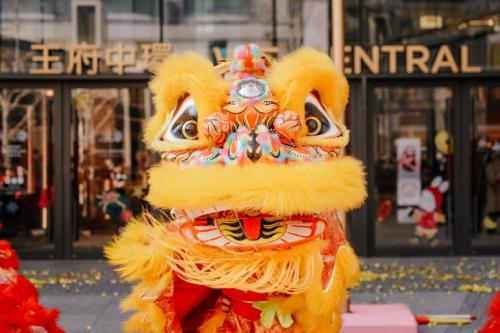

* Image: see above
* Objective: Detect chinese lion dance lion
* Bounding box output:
[106,44,366,333]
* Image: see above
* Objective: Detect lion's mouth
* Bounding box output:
[177,209,326,251]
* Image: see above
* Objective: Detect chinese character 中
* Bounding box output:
[105,43,136,75]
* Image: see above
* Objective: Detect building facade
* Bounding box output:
[0,0,498,258]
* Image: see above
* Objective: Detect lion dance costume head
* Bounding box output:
[106,44,366,333]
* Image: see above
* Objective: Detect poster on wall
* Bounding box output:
[0,130,28,194]
[396,138,421,223]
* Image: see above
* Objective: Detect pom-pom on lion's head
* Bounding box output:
[145,44,366,251]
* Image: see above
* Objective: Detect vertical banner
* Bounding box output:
[396,138,421,223]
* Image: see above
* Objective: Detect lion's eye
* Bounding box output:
[304,94,340,137]
[163,96,199,141]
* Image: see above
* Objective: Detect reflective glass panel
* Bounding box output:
[0,88,54,256]
[71,87,152,256]
[373,86,454,249]
[345,0,500,72]
[0,0,328,73]
[471,85,500,248]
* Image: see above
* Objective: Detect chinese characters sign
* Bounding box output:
[30,42,172,75]
[29,43,481,75]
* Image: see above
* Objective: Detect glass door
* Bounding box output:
[369,85,455,252]
[70,87,152,256]
[470,84,500,251]
[0,88,55,256]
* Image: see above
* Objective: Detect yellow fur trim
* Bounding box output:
[106,220,177,333]
[146,52,228,152]
[120,288,149,314]
[120,274,172,313]
[276,244,359,333]
[147,157,366,215]
[197,308,227,333]
[105,219,171,284]
[268,47,348,120]
[267,47,349,147]
[123,303,166,333]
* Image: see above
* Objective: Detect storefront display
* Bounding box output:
[0,0,499,257]
[471,86,500,248]
[71,88,151,255]
[371,86,454,251]
[0,89,53,255]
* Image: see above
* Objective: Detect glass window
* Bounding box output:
[302,0,329,51]
[471,85,500,248]
[163,0,326,57]
[0,0,163,74]
[77,5,96,44]
[0,88,54,256]
[373,86,454,249]
[105,0,159,18]
[71,87,152,256]
[345,0,360,44]
[346,0,500,72]
[105,0,134,14]
[184,0,252,16]
[0,0,329,74]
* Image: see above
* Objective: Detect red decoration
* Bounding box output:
[376,200,392,222]
[38,187,54,208]
[480,292,500,333]
[0,240,65,333]
[120,209,133,223]
[223,288,268,321]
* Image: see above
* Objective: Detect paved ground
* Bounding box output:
[20,257,498,333]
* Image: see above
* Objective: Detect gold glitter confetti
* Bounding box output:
[457,284,493,293]
[352,258,498,294]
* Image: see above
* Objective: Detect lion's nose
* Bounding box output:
[245,131,262,162]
